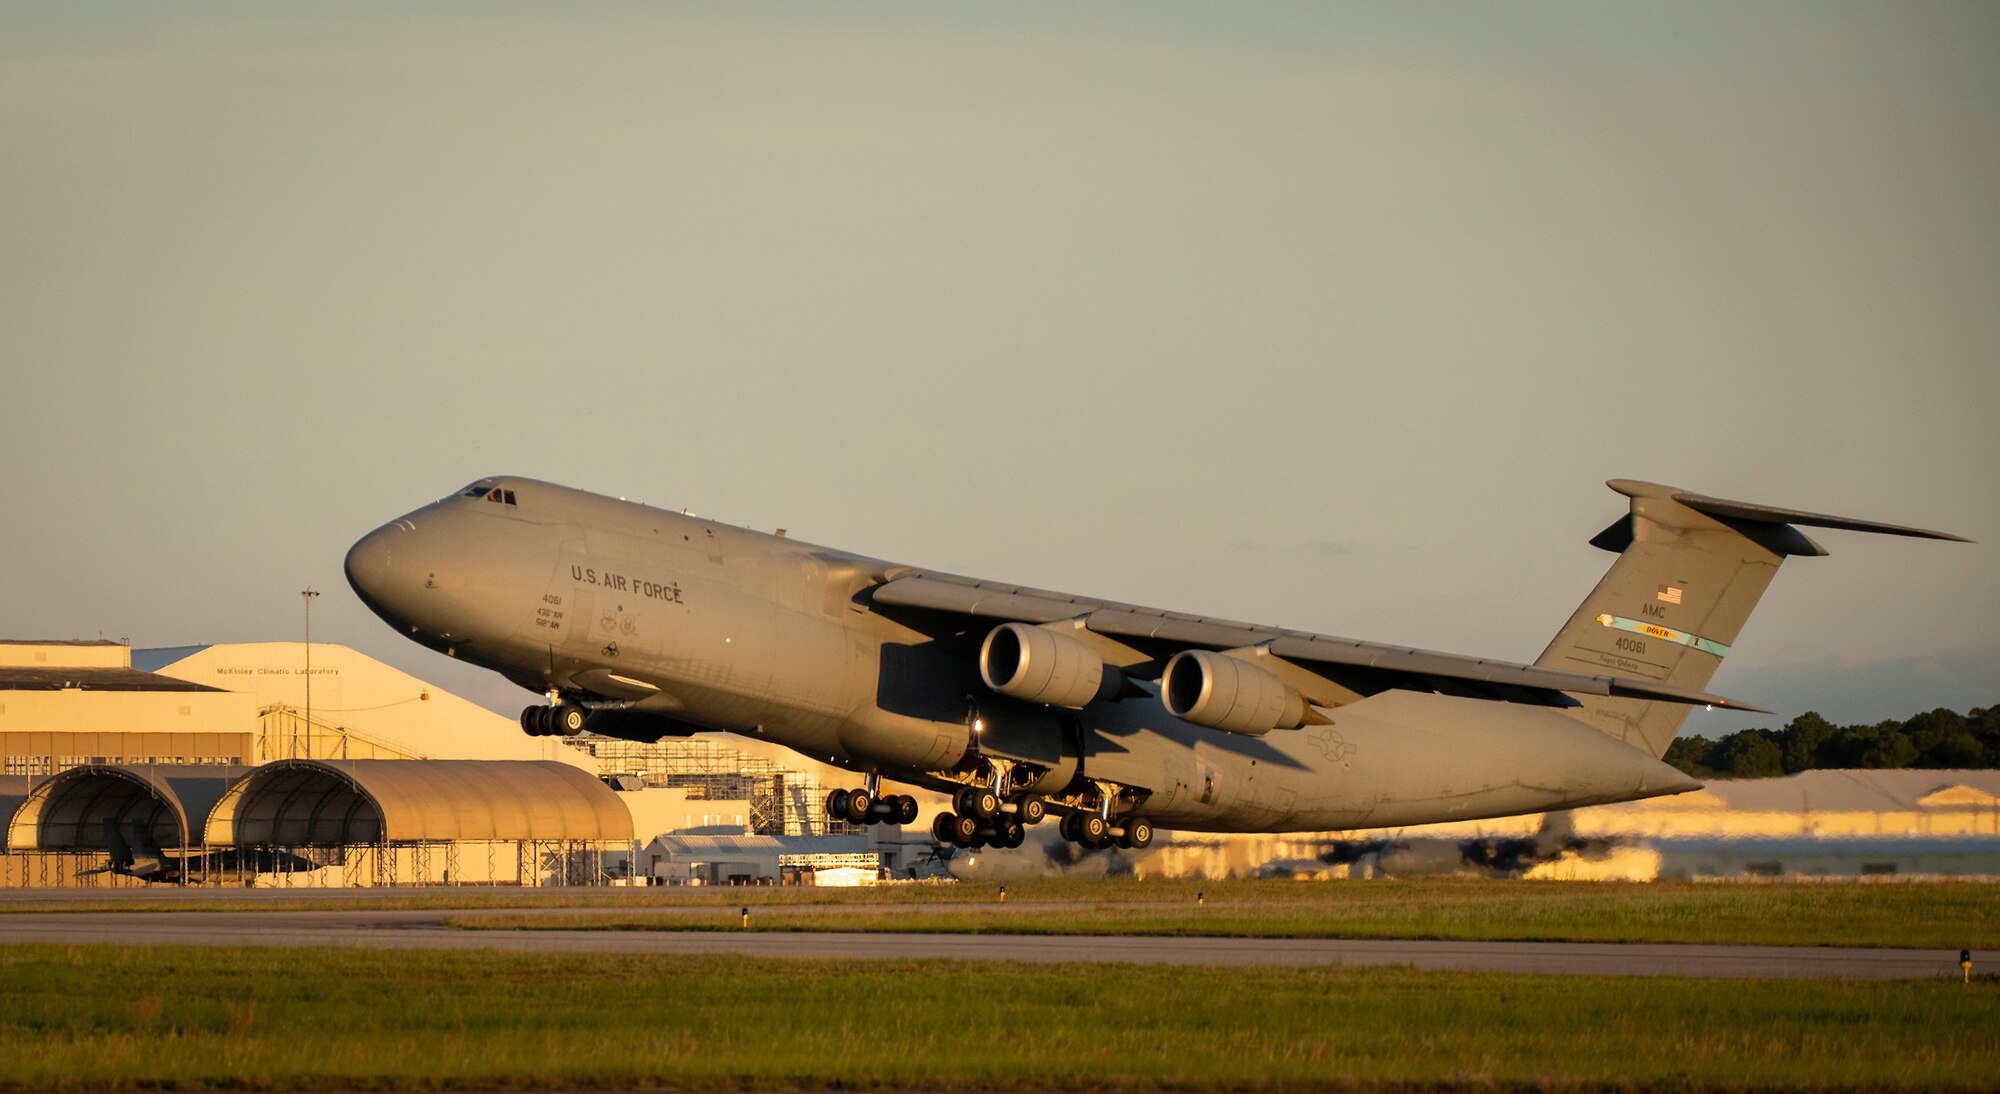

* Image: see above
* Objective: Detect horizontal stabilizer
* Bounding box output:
[1605,676,1768,713]
[1670,490,1971,542]
[1603,480,1972,555]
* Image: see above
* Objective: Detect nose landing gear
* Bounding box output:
[520,701,588,737]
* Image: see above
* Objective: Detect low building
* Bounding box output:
[1136,770,2000,881]
[1,641,261,776]
[643,832,883,885]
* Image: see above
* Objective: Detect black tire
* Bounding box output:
[1121,820,1154,850]
[949,813,979,846]
[1080,814,1110,846]
[895,795,919,825]
[932,811,959,843]
[519,707,542,736]
[556,704,588,735]
[1058,813,1080,842]
[846,789,873,824]
[999,820,1025,848]
[953,787,976,816]
[1017,796,1046,825]
[827,789,850,823]
[970,789,999,820]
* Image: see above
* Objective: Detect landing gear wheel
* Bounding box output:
[519,707,544,735]
[1079,814,1110,847]
[1118,820,1154,850]
[895,795,919,825]
[949,813,979,846]
[1016,796,1046,825]
[827,789,851,823]
[997,819,1025,848]
[932,811,959,843]
[1058,814,1081,842]
[555,703,588,736]
[953,787,999,820]
[845,789,873,824]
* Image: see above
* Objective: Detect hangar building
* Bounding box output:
[0,640,877,887]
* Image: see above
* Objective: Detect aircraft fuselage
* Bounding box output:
[346,478,1697,837]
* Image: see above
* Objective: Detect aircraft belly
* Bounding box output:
[1251,691,1698,831]
[1112,691,1698,834]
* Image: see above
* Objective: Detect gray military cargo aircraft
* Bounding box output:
[345,478,1964,852]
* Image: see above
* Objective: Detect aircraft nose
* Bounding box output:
[344,521,412,622]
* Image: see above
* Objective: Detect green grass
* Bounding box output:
[9,878,1996,949]
[445,878,2000,950]
[0,943,1993,1091]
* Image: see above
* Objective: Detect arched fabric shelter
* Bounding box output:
[5,764,248,851]
[204,759,633,847]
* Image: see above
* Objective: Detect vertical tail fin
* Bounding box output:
[101,816,133,867]
[1537,480,1968,757]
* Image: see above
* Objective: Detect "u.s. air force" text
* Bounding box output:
[571,565,684,602]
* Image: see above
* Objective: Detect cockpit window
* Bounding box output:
[457,483,517,506]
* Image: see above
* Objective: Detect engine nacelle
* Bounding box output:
[1161,649,1308,735]
[980,622,1116,709]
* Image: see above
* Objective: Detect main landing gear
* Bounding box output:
[932,785,1048,850]
[1059,812,1153,850]
[1053,780,1153,851]
[521,701,587,737]
[826,774,920,827]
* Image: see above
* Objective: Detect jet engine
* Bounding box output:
[1161,649,1309,735]
[980,622,1118,708]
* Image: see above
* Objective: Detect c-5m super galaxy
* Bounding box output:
[345,479,1964,852]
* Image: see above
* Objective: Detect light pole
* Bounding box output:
[302,588,319,760]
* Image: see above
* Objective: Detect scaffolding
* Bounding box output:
[256,705,428,762]
[565,736,860,836]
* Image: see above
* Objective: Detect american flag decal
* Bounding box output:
[1656,584,1684,604]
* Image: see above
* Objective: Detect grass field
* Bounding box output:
[0,943,1993,1091]
[8,878,1997,949]
[444,878,2000,950]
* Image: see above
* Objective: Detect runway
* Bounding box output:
[0,907,1964,979]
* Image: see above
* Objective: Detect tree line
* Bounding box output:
[1664,705,1999,779]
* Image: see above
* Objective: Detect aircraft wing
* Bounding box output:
[866,571,1766,713]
